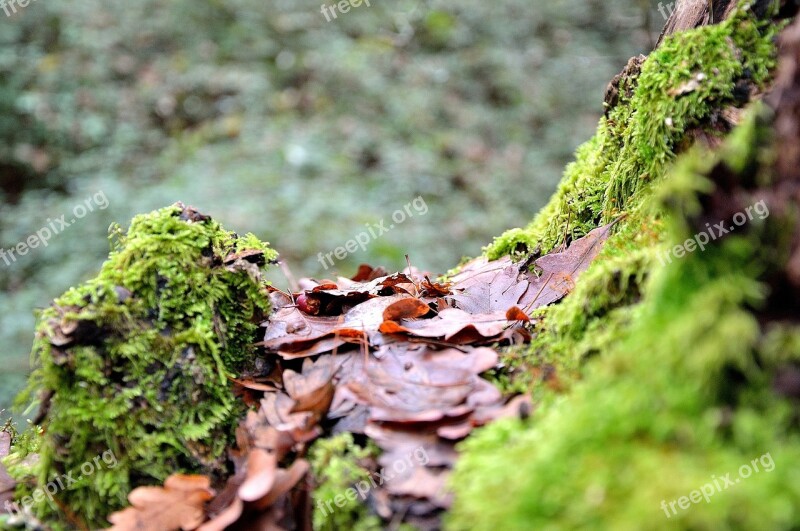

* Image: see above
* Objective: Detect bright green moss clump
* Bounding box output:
[309,434,383,531]
[451,2,800,529]
[485,3,780,260]
[481,0,782,406]
[449,103,800,529]
[9,203,277,528]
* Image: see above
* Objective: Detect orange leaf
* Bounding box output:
[382,298,431,321]
[238,449,279,502]
[505,306,530,322]
[107,474,214,531]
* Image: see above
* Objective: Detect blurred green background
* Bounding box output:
[0,0,662,413]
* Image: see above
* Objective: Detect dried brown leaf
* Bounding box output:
[364,424,459,468]
[449,222,615,315]
[251,459,309,510]
[303,273,415,315]
[505,306,530,322]
[284,357,335,417]
[107,474,215,531]
[384,467,452,508]
[379,308,514,344]
[448,257,529,314]
[382,298,431,321]
[238,449,279,502]
[350,264,388,282]
[196,498,243,531]
[519,222,616,310]
[420,277,452,298]
[260,307,364,354]
[342,293,411,331]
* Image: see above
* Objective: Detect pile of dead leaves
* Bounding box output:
[100,223,615,530]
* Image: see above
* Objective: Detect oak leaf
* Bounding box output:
[107,474,215,531]
[379,307,521,344]
[450,222,616,313]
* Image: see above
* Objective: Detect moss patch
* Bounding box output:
[449,100,800,529]
[451,3,800,528]
[482,0,783,412]
[7,203,277,529]
[309,433,382,531]
[485,2,780,260]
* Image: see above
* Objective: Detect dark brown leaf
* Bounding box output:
[420,277,452,298]
[350,264,388,282]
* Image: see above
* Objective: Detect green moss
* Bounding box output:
[7,203,277,529]
[488,192,665,398]
[449,96,800,529]
[485,2,780,261]
[473,1,786,482]
[309,433,382,531]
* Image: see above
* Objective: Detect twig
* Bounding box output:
[278,260,300,293]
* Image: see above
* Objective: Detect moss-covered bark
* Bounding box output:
[449,2,800,529]
[3,2,799,530]
[5,203,277,529]
[485,3,780,261]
